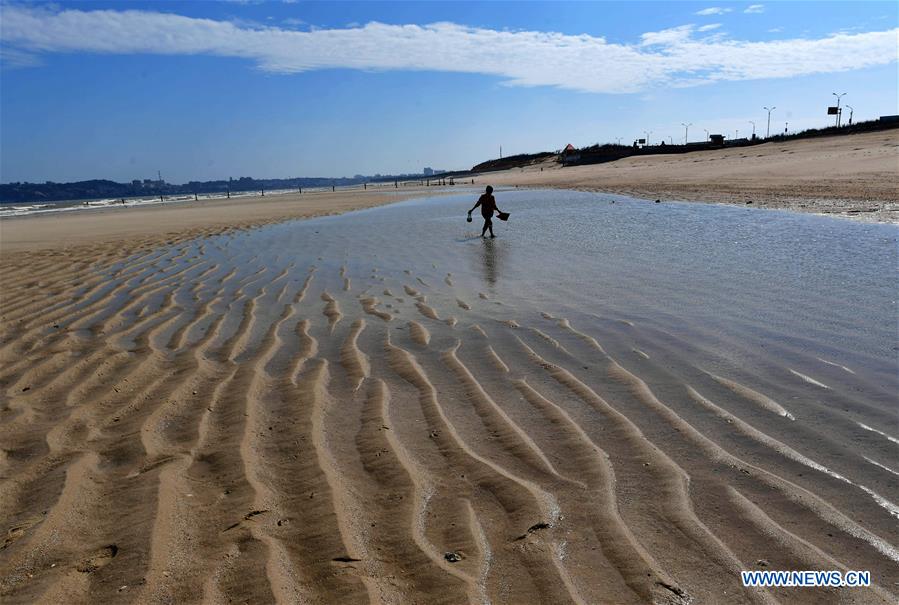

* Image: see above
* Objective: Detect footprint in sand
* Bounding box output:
[76,544,118,573]
[3,515,43,550]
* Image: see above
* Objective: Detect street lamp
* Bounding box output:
[681,122,692,145]
[845,105,854,126]
[763,106,776,138]
[832,92,847,126]
[749,121,756,138]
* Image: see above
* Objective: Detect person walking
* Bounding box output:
[468,185,504,238]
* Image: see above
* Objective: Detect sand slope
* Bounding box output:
[485,129,899,221]
[1,228,897,604]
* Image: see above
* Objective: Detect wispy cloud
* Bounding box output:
[1,6,895,94]
[744,4,765,14]
[696,7,732,16]
[0,47,43,69]
[697,23,722,32]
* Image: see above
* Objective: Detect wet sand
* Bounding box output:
[1,191,896,604]
[484,129,899,222]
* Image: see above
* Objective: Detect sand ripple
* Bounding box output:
[1,233,896,604]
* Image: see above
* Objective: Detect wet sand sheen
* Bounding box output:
[1,194,897,604]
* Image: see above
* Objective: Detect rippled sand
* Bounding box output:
[1,194,897,604]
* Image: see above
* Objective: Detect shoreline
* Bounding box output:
[509,183,898,223]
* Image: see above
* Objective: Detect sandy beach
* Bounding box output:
[0,187,452,253]
[486,129,899,222]
[2,142,898,605]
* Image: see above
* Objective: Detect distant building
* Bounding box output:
[132,180,142,187]
[561,143,580,165]
[423,167,434,176]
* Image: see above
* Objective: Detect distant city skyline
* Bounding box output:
[1,1,896,184]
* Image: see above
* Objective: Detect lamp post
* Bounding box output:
[832,92,846,126]
[644,131,652,146]
[703,129,709,142]
[749,121,756,138]
[681,122,692,145]
[784,122,789,135]
[735,129,739,140]
[845,105,854,126]
[763,106,775,138]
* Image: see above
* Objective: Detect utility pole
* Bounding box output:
[703,129,709,142]
[616,137,622,145]
[681,122,692,145]
[845,105,854,125]
[764,106,776,138]
[749,121,756,138]
[784,122,789,134]
[644,131,652,146]
[832,92,847,126]
[735,129,739,140]
[499,145,502,159]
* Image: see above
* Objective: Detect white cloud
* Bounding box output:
[744,4,765,14]
[767,27,784,33]
[696,7,732,16]
[697,23,723,32]
[640,25,694,46]
[1,6,896,94]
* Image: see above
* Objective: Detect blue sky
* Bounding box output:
[1,1,896,184]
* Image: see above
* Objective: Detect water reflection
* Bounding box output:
[479,238,502,287]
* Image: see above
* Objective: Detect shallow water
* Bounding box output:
[192,188,899,526]
[3,189,898,603]
[210,189,898,385]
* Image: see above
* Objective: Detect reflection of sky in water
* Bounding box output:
[197,189,897,388]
